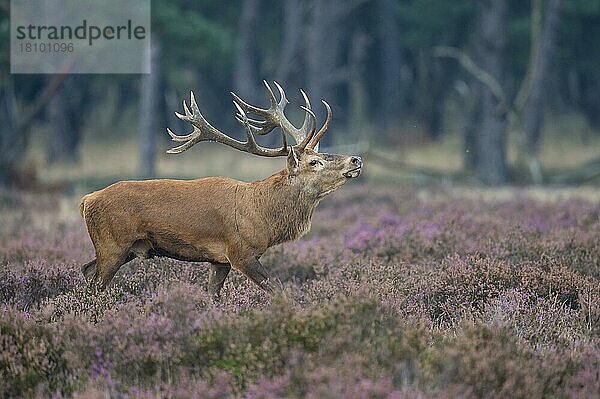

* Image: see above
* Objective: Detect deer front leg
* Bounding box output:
[232,257,283,294]
[208,262,231,300]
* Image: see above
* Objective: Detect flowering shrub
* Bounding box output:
[0,308,76,397]
[0,186,599,397]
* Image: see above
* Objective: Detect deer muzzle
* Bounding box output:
[343,156,363,178]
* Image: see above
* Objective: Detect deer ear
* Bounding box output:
[287,146,299,174]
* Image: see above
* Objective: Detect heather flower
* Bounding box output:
[0,186,599,397]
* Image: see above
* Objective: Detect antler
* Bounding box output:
[166,91,289,157]
[231,81,315,148]
[166,82,332,155]
[231,80,331,151]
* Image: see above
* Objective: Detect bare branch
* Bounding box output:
[433,46,508,113]
[515,0,543,113]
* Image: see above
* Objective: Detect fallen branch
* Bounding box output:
[364,148,466,183]
[546,158,600,185]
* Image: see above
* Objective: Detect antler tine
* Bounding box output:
[263,80,279,108]
[166,91,288,157]
[166,92,216,153]
[307,100,332,150]
[168,93,201,142]
[296,105,317,150]
[230,92,271,135]
[298,89,313,138]
[267,82,290,151]
[235,100,289,155]
[273,81,289,107]
[181,97,192,119]
[230,90,265,114]
[233,101,258,147]
[271,82,290,151]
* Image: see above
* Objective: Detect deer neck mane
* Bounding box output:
[252,170,320,246]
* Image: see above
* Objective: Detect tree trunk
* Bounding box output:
[474,0,509,184]
[306,0,332,112]
[579,73,600,131]
[46,77,82,164]
[139,40,161,179]
[306,0,342,146]
[234,0,261,103]
[0,82,18,184]
[414,51,446,138]
[276,0,304,87]
[463,85,482,170]
[41,0,81,165]
[521,0,562,181]
[348,31,370,142]
[376,0,403,133]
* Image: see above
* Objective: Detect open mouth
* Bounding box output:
[343,167,362,178]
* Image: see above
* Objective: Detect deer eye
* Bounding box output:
[309,159,322,167]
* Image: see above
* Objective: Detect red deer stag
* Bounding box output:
[79,81,362,298]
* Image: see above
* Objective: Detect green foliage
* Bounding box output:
[397,0,475,47]
[421,323,574,398]
[2,0,600,165]
[153,0,236,69]
[560,0,600,74]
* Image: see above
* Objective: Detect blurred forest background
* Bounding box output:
[0,0,599,189]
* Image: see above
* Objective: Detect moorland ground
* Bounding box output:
[1,183,599,398]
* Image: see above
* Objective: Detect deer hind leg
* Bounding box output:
[208,262,231,300]
[81,259,97,281]
[232,257,283,294]
[95,250,135,290]
[131,239,153,259]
